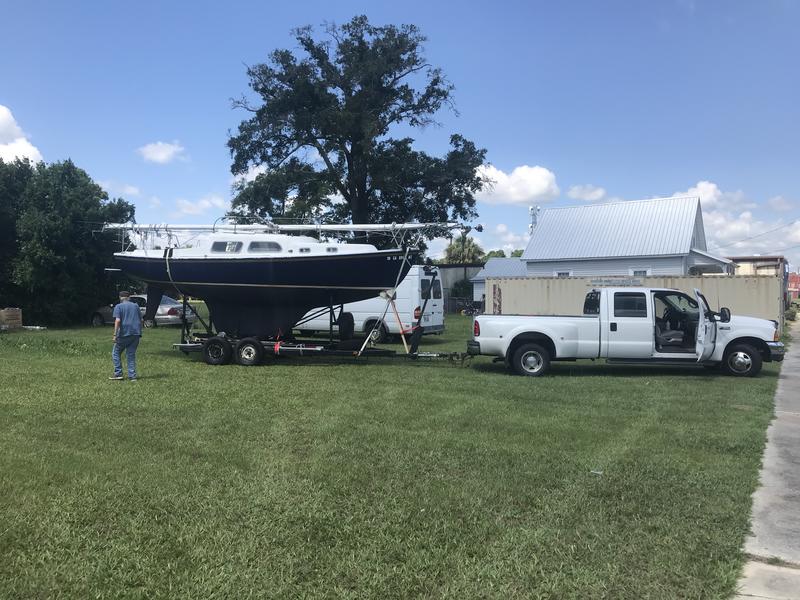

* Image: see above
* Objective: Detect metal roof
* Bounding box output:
[522,196,703,261]
[470,257,528,282]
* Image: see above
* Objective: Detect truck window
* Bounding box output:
[432,280,442,300]
[583,291,600,315]
[614,292,647,317]
[421,278,431,300]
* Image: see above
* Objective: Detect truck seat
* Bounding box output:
[655,323,684,347]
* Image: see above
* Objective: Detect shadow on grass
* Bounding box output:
[470,360,780,379]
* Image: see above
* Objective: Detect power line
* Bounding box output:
[708,219,800,251]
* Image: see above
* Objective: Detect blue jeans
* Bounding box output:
[112,335,140,379]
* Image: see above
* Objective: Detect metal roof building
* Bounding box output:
[470,257,528,301]
[521,196,731,277]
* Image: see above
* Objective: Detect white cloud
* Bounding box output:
[0,105,43,163]
[148,196,162,208]
[675,180,753,211]
[173,194,229,217]
[476,164,559,205]
[567,184,607,202]
[767,195,794,212]
[231,163,267,185]
[137,140,186,164]
[98,180,141,198]
[121,184,140,196]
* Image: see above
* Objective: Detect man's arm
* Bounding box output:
[114,317,121,341]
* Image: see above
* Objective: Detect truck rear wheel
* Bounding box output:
[722,343,762,377]
[511,343,551,377]
[203,336,232,365]
[235,337,263,366]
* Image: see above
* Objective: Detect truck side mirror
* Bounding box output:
[719,307,731,323]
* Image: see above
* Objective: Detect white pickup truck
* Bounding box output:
[467,287,784,377]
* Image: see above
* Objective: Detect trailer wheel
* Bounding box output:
[366,321,388,344]
[338,312,355,341]
[203,336,232,365]
[722,343,762,377]
[511,343,551,377]
[90,313,105,327]
[235,337,263,366]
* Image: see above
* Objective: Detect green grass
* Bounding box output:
[0,316,781,599]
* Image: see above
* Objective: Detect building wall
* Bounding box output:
[525,255,686,277]
[434,265,483,298]
[485,275,784,331]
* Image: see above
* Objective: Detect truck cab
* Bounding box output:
[468,287,785,377]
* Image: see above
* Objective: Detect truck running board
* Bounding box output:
[606,358,700,366]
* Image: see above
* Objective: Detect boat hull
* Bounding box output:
[113,250,416,337]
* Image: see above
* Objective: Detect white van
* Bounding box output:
[296,265,444,342]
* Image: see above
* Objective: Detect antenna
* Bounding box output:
[528,206,541,234]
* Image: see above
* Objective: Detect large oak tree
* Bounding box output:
[228,16,487,231]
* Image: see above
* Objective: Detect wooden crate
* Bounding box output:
[0,308,23,329]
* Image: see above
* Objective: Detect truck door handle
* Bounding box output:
[610,322,617,331]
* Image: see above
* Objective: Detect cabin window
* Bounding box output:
[248,241,282,253]
[326,247,338,253]
[554,271,572,278]
[299,248,311,253]
[614,292,647,318]
[211,241,243,253]
[421,278,431,300]
[583,291,600,315]
[432,280,442,300]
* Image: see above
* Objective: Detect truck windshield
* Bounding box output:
[654,292,698,317]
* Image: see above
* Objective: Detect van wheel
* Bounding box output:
[338,312,355,341]
[235,337,263,366]
[91,313,105,327]
[203,336,232,365]
[366,321,388,344]
[723,343,762,377]
[511,343,551,377]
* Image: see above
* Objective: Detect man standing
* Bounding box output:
[110,291,143,381]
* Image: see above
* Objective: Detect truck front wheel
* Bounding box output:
[722,343,762,377]
[511,343,551,377]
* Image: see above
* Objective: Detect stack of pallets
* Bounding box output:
[0,308,23,330]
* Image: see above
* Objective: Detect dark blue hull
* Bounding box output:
[114,250,415,337]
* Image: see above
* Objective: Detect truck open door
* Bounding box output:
[694,288,716,362]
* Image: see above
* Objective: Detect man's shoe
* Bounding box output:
[129,378,138,382]
[109,375,124,381]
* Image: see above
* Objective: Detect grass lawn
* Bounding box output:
[0,315,780,598]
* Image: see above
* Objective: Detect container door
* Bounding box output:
[694,289,716,361]
[606,291,654,358]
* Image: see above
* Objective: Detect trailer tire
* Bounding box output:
[90,313,105,327]
[235,337,263,366]
[722,343,762,377]
[511,343,551,377]
[203,336,232,365]
[338,312,355,341]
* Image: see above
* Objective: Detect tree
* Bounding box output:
[228,16,487,232]
[510,249,524,257]
[442,235,484,263]
[8,160,134,325]
[484,249,506,259]
[0,158,36,307]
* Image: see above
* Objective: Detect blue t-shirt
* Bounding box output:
[113,301,142,337]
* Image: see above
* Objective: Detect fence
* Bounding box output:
[485,275,785,331]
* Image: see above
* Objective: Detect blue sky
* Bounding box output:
[1,0,799,265]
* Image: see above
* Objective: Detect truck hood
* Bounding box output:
[726,314,776,336]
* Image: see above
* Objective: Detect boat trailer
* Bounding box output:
[172,267,471,367]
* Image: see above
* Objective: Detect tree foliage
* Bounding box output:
[442,235,484,264]
[0,159,135,325]
[510,248,524,257]
[484,249,506,259]
[228,16,487,232]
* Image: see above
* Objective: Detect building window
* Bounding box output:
[614,292,647,318]
[629,268,651,277]
[211,241,243,253]
[554,271,572,278]
[248,241,282,253]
